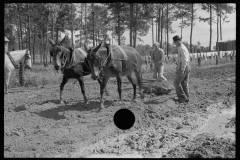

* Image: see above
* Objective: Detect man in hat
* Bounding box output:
[172,35,191,103]
[151,42,167,81]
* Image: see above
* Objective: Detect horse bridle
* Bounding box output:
[88,49,111,80]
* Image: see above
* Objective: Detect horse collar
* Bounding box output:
[6,51,19,69]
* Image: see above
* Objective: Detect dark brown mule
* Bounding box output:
[84,42,144,108]
[49,36,105,105]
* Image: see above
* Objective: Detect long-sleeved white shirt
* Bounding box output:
[177,44,190,71]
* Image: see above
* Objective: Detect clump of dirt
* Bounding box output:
[225,117,235,128]
[142,80,174,95]
[167,133,235,158]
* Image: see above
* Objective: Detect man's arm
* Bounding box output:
[151,49,156,63]
[160,49,165,63]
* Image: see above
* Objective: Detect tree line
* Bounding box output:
[4,3,235,66]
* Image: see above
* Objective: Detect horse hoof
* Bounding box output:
[60,100,64,104]
[100,104,105,109]
[85,101,90,105]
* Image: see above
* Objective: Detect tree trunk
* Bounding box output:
[190,3,193,53]
[71,4,74,47]
[117,4,121,45]
[112,31,113,45]
[56,29,59,42]
[158,5,161,43]
[27,3,31,53]
[220,9,222,40]
[166,4,169,57]
[80,4,83,47]
[160,5,164,48]
[152,18,154,46]
[17,4,23,50]
[85,3,87,40]
[134,3,138,48]
[51,8,54,63]
[92,3,95,47]
[209,4,212,52]
[45,16,49,67]
[17,20,21,50]
[98,31,100,44]
[216,3,219,65]
[181,4,183,38]
[42,29,45,65]
[130,3,133,47]
[32,25,36,64]
[156,21,158,42]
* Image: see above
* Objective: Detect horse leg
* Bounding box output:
[97,78,109,96]
[116,76,122,102]
[100,76,109,109]
[5,71,11,94]
[60,76,69,104]
[134,69,144,100]
[77,76,89,105]
[127,74,137,101]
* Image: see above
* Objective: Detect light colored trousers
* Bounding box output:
[153,62,166,80]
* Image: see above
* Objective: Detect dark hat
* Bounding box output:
[173,35,182,42]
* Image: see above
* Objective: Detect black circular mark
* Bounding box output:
[114,108,135,130]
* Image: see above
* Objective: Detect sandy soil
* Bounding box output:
[4,62,235,158]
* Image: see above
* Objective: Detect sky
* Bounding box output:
[61,3,236,50]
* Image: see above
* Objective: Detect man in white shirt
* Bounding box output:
[173,35,191,103]
[151,42,167,81]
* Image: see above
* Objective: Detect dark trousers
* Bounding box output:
[174,66,190,100]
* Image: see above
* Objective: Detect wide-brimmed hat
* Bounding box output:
[173,35,182,42]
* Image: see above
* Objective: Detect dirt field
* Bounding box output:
[4,61,235,158]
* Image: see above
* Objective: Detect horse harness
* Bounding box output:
[5,50,30,69]
[59,46,91,74]
[92,45,138,80]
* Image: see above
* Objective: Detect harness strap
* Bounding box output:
[6,51,19,69]
[112,45,128,60]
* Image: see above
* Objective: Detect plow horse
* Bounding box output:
[84,41,144,109]
[49,36,108,105]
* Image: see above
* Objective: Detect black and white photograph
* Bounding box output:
[4,2,236,158]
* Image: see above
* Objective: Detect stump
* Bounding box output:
[142,79,174,95]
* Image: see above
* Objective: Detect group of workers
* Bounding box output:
[150,35,190,103]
